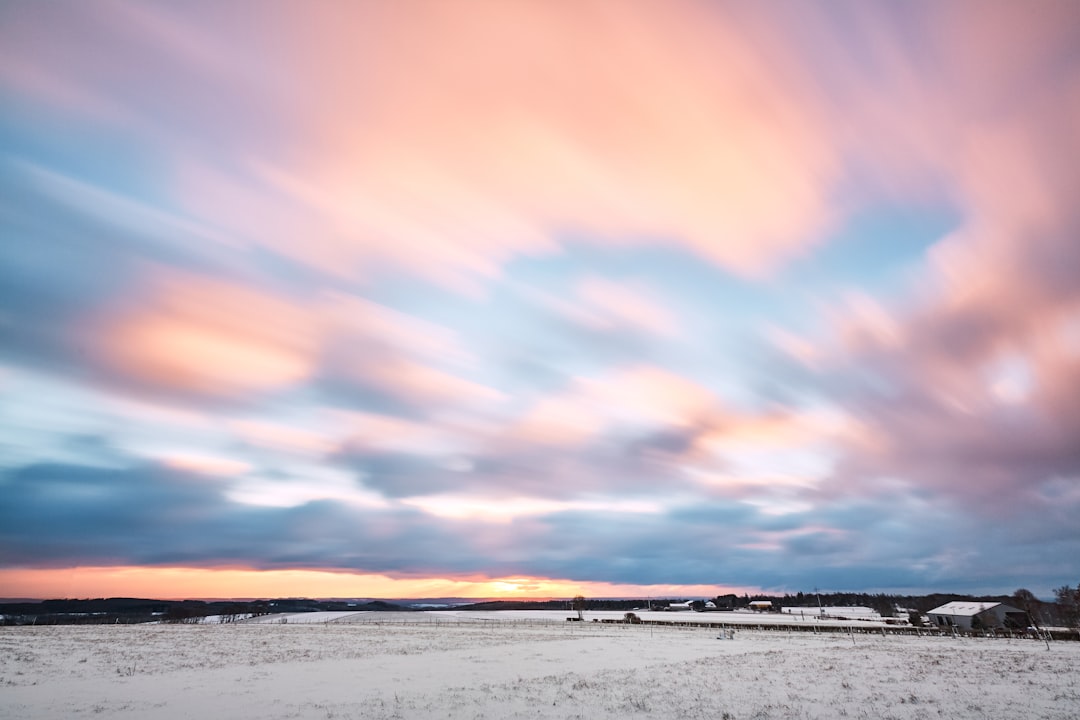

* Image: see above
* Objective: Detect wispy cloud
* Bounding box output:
[1,0,1078,598]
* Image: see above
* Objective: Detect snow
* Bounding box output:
[928,601,1017,616]
[781,606,885,619]
[173,607,898,627]
[230,608,902,628]
[241,611,372,624]
[3,615,1078,719]
[429,608,897,627]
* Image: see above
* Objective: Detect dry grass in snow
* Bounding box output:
[2,618,1078,719]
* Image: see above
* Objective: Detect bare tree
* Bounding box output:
[1015,588,1050,649]
[572,595,586,621]
[1054,583,1080,628]
[1013,588,1041,628]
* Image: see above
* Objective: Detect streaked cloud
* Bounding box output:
[1,0,1077,599]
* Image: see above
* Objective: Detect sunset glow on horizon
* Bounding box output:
[0,566,748,602]
[1,0,1078,601]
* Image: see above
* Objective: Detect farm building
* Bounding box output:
[926,601,1028,631]
[748,601,774,612]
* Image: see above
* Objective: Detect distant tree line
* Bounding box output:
[452,592,978,616]
[453,585,1080,627]
[0,597,409,625]
[5,585,1078,627]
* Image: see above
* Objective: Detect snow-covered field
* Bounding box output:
[240,608,894,628]
[3,617,1078,719]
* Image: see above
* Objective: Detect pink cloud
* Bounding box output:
[160,453,251,477]
[2,1,845,289]
[317,292,504,409]
[331,410,445,454]
[513,366,717,446]
[401,494,662,524]
[6,0,1078,526]
[751,3,1080,515]
[229,419,337,457]
[510,395,607,447]
[265,1,841,279]
[359,359,504,407]
[90,266,502,410]
[7,1,1077,300]
[515,276,682,339]
[574,277,681,338]
[506,365,850,488]
[506,365,714,449]
[98,267,316,398]
[766,327,821,369]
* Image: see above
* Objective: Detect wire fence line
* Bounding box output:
[281,614,1077,641]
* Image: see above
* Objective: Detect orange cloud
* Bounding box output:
[101,267,315,397]
[0,566,752,600]
[160,0,841,288]
[91,266,503,408]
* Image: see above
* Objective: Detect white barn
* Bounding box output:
[926,601,1028,631]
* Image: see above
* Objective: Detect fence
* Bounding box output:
[288,613,1079,641]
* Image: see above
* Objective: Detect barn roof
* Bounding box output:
[927,601,1023,616]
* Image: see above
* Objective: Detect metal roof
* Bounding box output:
[927,601,1023,617]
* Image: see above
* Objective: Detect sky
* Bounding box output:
[1,0,1078,601]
